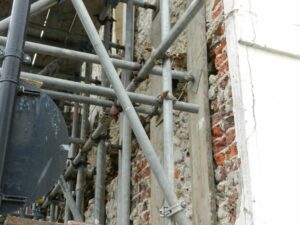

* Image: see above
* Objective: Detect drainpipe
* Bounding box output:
[0,0,31,197]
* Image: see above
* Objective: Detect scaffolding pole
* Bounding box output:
[119,1,134,225]
[94,15,112,225]
[70,0,190,224]
[0,0,58,33]
[75,165,86,216]
[42,89,154,115]
[17,71,199,113]
[64,103,79,223]
[119,0,157,10]
[0,0,31,191]
[49,203,55,222]
[59,176,83,222]
[94,140,106,225]
[126,0,204,91]
[0,36,192,81]
[161,1,175,225]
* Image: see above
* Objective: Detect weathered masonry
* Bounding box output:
[1,0,300,225]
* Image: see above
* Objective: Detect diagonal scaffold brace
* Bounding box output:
[70,0,203,224]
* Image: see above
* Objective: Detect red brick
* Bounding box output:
[226,128,236,144]
[213,22,225,37]
[227,143,238,159]
[212,2,223,19]
[174,168,181,179]
[212,124,224,137]
[214,38,227,56]
[215,52,228,70]
[142,166,151,177]
[214,152,225,166]
[213,0,221,10]
[213,136,227,153]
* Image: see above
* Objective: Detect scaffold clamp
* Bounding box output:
[159,201,187,217]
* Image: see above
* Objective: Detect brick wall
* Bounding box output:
[130,148,151,225]
[85,1,242,225]
[206,0,241,224]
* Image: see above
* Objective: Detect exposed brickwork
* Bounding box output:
[206,0,241,224]
[130,148,151,225]
[130,1,192,224]
[84,1,241,225]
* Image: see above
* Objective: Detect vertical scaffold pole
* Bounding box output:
[119,1,134,225]
[161,1,175,225]
[94,12,112,225]
[65,102,79,223]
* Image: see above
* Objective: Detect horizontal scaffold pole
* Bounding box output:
[15,71,199,114]
[0,36,193,81]
[43,89,154,114]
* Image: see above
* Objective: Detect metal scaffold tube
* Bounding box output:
[94,140,106,225]
[0,36,192,81]
[17,71,199,113]
[0,0,58,33]
[49,203,55,222]
[126,0,204,92]
[80,63,92,140]
[75,165,86,215]
[119,1,134,225]
[59,176,83,222]
[94,16,111,225]
[161,1,175,225]
[0,0,31,190]
[119,0,157,10]
[70,0,191,224]
[65,103,79,223]
[43,89,154,115]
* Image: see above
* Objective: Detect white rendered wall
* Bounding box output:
[223,0,300,224]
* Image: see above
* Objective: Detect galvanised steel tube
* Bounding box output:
[74,64,91,218]
[0,0,58,33]
[0,0,31,190]
[161,1,175,225]
[120,0,156,10]
[0,36,192,81]
[119,1,134,225]
[126,0,204,92]
[94,17,111,225]
[18,71,199,113]
[64,103,79,223]
[80,63,92,140]
[43,89,154,114]
[94,140,106,225]
[49,203,55,222]
[70,103,80,158]
[58,176,83,222]
[71,1,190,224]
[69,137,85,145]
[75,166,86,215]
